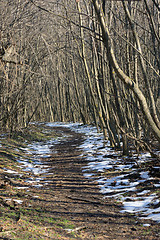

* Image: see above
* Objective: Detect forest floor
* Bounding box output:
[0,123,159,239]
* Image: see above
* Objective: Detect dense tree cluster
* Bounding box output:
[0,0,159,156]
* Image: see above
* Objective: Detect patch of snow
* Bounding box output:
[83,173,94,178]
[33,184,43,188]
[121,194,156,213]
[13,199,23,204]
[140,171,149,179]
[115,164,133,170]
[13,121,159,224]
[53,122,160,224]
[64,228,74,233]
[4,198,12,201]
[141,213,160,222]
[137,190,150,196]
[143,224,150,227]
[15,186,29,189]
[17,159,49,175]
[26,142,51,156]
[3,168,19,174]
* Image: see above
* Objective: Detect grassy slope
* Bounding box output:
[0,124,78,240]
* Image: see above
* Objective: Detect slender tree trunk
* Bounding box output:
[92,0,160,143]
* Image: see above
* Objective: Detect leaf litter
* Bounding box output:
[5,121,159,224]
[0,121,159,239]
[46,122,160,224]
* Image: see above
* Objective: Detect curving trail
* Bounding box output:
[34,126,158,239]
[0,125,159,239]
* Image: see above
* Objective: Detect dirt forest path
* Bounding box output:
[40,126,131,239]
[0,125,159,239]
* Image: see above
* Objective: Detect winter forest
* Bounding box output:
[0,0,160,156]
[0,1,160,238]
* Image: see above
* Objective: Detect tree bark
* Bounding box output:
[92,0,160,143]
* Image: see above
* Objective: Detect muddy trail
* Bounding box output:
[0,124,159,239]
